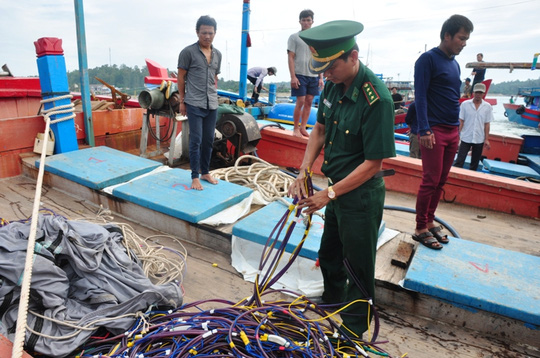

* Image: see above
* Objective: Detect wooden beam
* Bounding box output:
[465,61,534,69]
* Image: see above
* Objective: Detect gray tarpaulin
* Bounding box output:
[0,214,183,357]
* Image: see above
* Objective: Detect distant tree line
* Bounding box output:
[489,78,540,95]
[67,64,149,95]
[67,64,540,96]
[67,64,290,96]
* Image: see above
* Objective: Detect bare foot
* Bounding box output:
[201,174,218,185]
[191,178,204,190]
[293,128,303,138]
[300,128,310,137]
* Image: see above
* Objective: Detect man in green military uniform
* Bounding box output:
[288,20,396,339]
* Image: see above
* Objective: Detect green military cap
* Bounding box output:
[299,20,364,74]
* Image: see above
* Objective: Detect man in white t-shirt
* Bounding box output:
[247,66,276,103]
[287,9,324,137]
[454,82,493,171]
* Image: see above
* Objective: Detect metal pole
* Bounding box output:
[74,0,95,146]
[239,0,250,102]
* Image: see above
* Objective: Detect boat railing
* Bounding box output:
[517,87,540,97]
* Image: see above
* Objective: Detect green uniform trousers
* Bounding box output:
[319,177,385,337]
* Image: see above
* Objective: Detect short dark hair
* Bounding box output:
[196,15,217,32]
[477,53,483,57]
[391,87,397,91]
[338,43,359,62]
[440,14,473,41]
[299,9,314,20]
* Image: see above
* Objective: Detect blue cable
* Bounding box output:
[384,205,461,238]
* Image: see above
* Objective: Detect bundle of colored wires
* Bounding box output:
[75,293,391,357]
[74,171,392,357]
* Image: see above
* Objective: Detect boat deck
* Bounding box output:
[1,145,538,357]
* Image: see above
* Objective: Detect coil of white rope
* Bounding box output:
[211,155,324,221]
[210,155,295,205]
[11,95,75,358]
[77,206,188,286]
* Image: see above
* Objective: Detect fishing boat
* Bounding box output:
[2,151,538,358]
[466,58,540,129]
[503,87,540,129]
[1,3,539,357]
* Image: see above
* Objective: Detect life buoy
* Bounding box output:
[516,105,525,115]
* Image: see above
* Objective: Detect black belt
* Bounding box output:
[373,169,395,178]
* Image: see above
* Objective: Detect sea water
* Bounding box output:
[490,95,539,137]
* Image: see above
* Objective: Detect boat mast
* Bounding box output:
[74,0,95,146]
[239,0,250,101]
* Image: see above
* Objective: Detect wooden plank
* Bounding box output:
[465,61,534,69]
[391,240,415,268]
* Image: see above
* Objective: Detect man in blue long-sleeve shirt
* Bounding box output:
[412,14,474,250]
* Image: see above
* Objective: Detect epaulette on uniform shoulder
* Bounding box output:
[362,82,380,106]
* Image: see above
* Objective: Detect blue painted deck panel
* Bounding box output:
[521,134,540,154]
[36,146,162,190]
[232,199,323,260]
[112,168,253,223]
[394,133,409,142]
[403,238,540,326]
[483,158,540,179]
[520,153,540,175]
[456,155,484,171]
[232,199,385,261]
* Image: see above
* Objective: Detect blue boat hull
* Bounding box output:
[267,103,318,127]
[504,103,540,129]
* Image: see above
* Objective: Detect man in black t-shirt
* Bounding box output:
[471,53,486,88]
[391,87,404,110]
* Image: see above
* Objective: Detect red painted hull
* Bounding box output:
[0,77,42,119]
[0,107,175,178]
[381,156,539,219]
[394,112,408,134]
[256,126,539,219]
[0,75,177,178]
[2,75,537,219]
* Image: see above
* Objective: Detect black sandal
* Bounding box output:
[429,226,450,244]
[412,231,443,250]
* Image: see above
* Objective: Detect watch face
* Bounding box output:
[328,189,335,199]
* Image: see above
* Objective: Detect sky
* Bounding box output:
[2,0,539,88]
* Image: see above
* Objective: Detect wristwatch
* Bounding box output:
[327,186,336,200]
